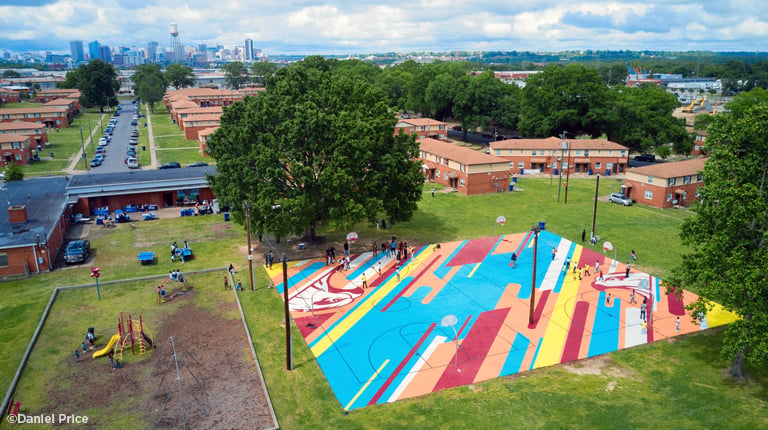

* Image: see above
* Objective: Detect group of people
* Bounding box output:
[382,239,410,263]
[74,328,96,363]
[264,250,275,269]
[223,276,244,291]
[170,240,192,263]
[168,269,186,284]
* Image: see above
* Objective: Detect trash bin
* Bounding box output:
[606,170,611,176]
[512,176,518,183]
[223,212,230,221]
[142,146,146,151]
[553,169,559,176]
[49,152,54,158]
[588,169,593,175]
[538,221,546,230]
[509,184,514,191]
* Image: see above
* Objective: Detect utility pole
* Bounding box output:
[244,201,254,291]
[557,132,567,202]
[283,254,292,371]
[564,142,572,204]
[529,226,540,324]
[591,175,600,242]
[79,125,88,170]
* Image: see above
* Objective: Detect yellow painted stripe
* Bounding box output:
[311,247,437,356]
[706,304,738,327]
[534,245,583,368]
[468,262,480,278]
[344,359,390,411]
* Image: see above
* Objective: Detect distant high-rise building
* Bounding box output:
[98,45,112,63]
[147,41,158,63]
[169,23,184,63]
[70,40,84,62]
[197,44,208,63]
[244,39,254,60]
[88,40,99,61]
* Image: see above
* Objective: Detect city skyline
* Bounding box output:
[1,1,767,55]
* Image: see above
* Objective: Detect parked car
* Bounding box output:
[91,155,104,167]
[481,133,494,138]
[609,193,633,206]
[158,162,181,169]
[186,162,209,168]
[98,138,108,146]
[95,147,106,155]
[127,158,139,169]
[114,110,120,116]
[633,154,656,162]
[130,120,138,126]
[64,240,91,264]
[451,125,462,131]
[400,113,411,119]
[130,130,139,138]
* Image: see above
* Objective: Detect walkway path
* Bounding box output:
[145,104,158,168]
[64,113,106,174]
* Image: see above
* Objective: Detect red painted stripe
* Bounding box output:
[561,301,590,362]
[367,322,437,406]
[446,236,498,267]
[433,308,510,392]
[381,254,441,312]
[509,231,533,266]
[294,312,335,339]
[666,287,686,315]
[527,289,551,329]
[454,315,472,341]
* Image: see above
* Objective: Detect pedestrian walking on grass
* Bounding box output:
[431,187,435,198]
[224,277,229,290]
[631,250,637,261]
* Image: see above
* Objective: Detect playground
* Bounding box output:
[266,231,737,411]
[9,272,274,429]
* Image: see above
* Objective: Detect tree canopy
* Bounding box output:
[4,162,23,181]
[72,60,119,112]
[132,64,167,112]
[164,63,196,90]
[206,56,424,241]
[223,62,251,90]
[251,61,278,86]
[669,102,768,378]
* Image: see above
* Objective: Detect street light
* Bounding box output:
[79,125,88,170]
[243,201,255,291]
[564,140,573,204]
[529,225,540,324]
[557,133,568,202]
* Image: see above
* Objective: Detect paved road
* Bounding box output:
[447,129,494,146]
[87,100,141,173]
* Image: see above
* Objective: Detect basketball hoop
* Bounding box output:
[346,232,358,242]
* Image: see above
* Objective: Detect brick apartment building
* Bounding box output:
[396,118,449,141]
[622,157,707,209]
[35,89,81,103]
[0,121,49,148]
[197,127,218,156]
[182,114,222,140]
[490,137,629,177]
[0,107,70,128]
[0,134,33,166]
[419,138,510,195]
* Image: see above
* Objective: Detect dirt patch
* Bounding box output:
[45,298,274,429]
[561,355,635,379]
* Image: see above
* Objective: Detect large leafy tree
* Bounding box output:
[223,61,251,90]
[669,103,768,378]
[132,64,167,112]
[725,87,768,119]
[518,64,609,138]
[164,63,195,89]
[604,84,690,155]
[453,70,519,138]
[75,60,119,112]
[251,61,277,86]
[374,67,413,111]
[207,56,424,241]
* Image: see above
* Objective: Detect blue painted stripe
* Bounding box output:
[529,337,543,370]
[501,332,531,375]
[587,292,621,357]
[278,261,327,294]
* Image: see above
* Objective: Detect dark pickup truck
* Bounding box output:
[64,240,90,264]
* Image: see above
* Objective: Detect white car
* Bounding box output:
[127,157,139,169]
[609,193,632,206]
[98,137,108,146]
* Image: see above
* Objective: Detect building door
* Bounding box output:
[163,192,174,208]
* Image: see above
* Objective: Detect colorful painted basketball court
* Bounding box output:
[266,231,736,411]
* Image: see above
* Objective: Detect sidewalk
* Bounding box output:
[145,104,158,168]
[64,113,107,175]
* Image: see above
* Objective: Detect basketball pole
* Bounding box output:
[283,254,292,371]
[529,226,540,325]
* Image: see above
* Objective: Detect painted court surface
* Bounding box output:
[266,232,736,411]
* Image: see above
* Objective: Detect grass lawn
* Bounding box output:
[136,129,151,168]
[154,134,194,149]
[145,109,181,137]
[3,180,767,429]
[156,148,208,165]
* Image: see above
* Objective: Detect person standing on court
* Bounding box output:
[361,273,368,289]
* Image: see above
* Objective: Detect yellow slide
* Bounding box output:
[92,334,120,359]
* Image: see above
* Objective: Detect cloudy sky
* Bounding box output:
[1,0,766,55]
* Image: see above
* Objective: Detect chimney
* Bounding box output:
[8,205,27,224]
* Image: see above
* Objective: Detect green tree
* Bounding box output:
[2,70,20,78]
[518,64,610,138]
[164,63,196,89]
[206,56,424,241]
[223,62,251,90]
[604,85,690,154]
[251,61,278,86]
[453,71,519,138]
[59,69,81,89]
[132,64,167,112]
[725,87,768,119]
[374,67,413,111]
[669,103,768,378]
[75,60,119,112]
[424,73,463,121]
[4,162,23,181]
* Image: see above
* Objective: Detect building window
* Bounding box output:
[439,134,445,140]
[644,190,653,199]
[443,172,448,180]
[509,150,514,156]
[531,150,536,155]
[595,162,601,170]
[14,154,21,161]
[684,175,691,184]
[419,126,425,131]
[667,178,675,187]
[599,150,603,155]
[443,158,448,166]
[518,162,524,168]
[667,193,672,202]
[647,176,653,184]
[11,142,20,149]
[620,150,626,156]
[460,163,465,172]
[683,191,688,200]
[0,253,8,267]
[460,179,465,187]
[520,149,524,155]
[496,149,502,156]
[695,188,701,198]
[584,150,590,156]
[420,135,425,139]
[436,156,441,163]
[435,169,440,177]
[439,124,445,130]
[575,150,581,156]
[606,162,613,171]
[697,174,703,182]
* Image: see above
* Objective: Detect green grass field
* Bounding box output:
[144,106,207,166]
[2,180,767,429]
